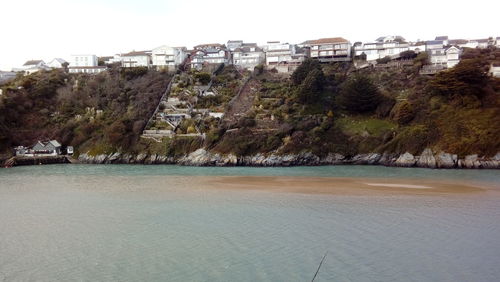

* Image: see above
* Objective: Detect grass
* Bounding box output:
[337,116,397,137]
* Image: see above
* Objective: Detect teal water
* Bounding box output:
[0,165,499,281]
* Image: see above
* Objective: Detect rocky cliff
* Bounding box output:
[78,148,500,169]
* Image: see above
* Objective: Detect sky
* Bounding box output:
[1,0,499,70]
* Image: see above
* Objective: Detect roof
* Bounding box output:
[33,140,61,148]
[227,40,243,43]
[435,36,449,40]
[23,60,43,66]
[426,40,443,45]
[412,41,426,46]
[68,66,107,69]
[194,43,224,49]
[474,38,489,43]
[121,51,151,57]
[49,140,61,147]
[448,39,468,45]
[233,46,263,53]
[302,37,349,45]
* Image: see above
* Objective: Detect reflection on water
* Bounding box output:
[0,165,499,281]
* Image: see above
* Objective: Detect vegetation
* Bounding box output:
[1,47,499,159]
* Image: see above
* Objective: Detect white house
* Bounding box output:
[447,39,468,48]
[120,51,151,68]
[0,71,16,84]
[354,36,409,61]
[46,58,68,69]
[190,44,229,70]
[14,60,50,74]
[151,45,187,71]
[445,46,461,68]
[69,55,106,74]
[490,63,500,78]
[496,37,500,47]
[408,41,427,53]
[435,36,449,46]
[301,37,351,62]
[428,45,461,68]
[264,41,309,73]
[232,44,265,70]
[227,40,243,51]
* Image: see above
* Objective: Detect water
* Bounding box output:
[0,165,499,281]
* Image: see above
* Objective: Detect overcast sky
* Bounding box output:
[1,0,498,70]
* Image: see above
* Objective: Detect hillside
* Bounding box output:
[1,48,499,167]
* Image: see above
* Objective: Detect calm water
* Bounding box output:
[0,165,499,282]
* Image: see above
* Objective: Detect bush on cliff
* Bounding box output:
[338,74,382,113]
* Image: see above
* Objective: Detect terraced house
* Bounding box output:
[68,55,106,74]
[231,43,265,70]
[120,51,152,68]
[264,41,309,73]
[354,36,409,61]
[151,46,188,71]
[190,44,230,70]
[301,37,352,62]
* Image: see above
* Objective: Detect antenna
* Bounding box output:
[311,251,328,282]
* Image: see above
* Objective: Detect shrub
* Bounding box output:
[291,58,322,85]
[429,59,489,98]
[376,56,391,64]
[194,72,211,84]
[391,101,415,124]
[297,68,325,104]
[338,74,382,113]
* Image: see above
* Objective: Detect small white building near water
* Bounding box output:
[15,140,62,157]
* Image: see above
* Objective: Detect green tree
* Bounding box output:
[429,59,488,98]
[399,50,417,60]
[297,68,325,104]
[291,58,321,85]
[376,56,391,64]
[338,74,382,113]
[194,72,211,84]
[413,52,429,66]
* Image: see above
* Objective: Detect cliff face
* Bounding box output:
[2,49,500,166]
[78,148,500,169]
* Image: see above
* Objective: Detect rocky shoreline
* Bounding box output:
[76,148,500,169]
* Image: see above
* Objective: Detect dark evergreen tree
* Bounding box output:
[338,74,382,113]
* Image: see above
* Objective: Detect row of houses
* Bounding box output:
[14,140,73,157]
[12,58,68,75]
[11,36,500,75]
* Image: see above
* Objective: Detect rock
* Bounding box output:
[416,148,436,168]
[351,153,381,165]
[435,152,457,168]
[379,152,397,166]
[107,152,121,164]
[464,154,480,169]
[320,153,345,164]
[395,152,416,167]
[135,153,148,163]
